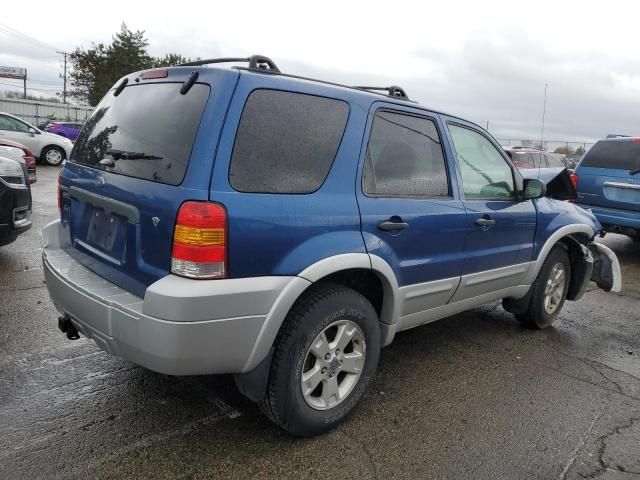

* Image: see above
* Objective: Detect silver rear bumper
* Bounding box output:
[42,220,305,375]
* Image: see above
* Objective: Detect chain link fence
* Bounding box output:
[0,97,94,127]
[495,139,595,169]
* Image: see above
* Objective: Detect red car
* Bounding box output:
[0,139,37,184]
[503,146,563,170]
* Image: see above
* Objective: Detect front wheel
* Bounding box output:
[260,283,381,437]
[517,245,571,329]
[41,145,65,166]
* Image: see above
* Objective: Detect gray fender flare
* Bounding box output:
[241,253,401,372]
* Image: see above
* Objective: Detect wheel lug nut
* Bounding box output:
[325,353,331,361]
[321,367,327,374]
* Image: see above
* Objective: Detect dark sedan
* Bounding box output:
[0,155,32,246]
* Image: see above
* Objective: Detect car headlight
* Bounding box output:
[0,157,26,186]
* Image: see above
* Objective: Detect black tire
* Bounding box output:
[259,283,381,437]
[41,145,65,166]
[517,245,571,329]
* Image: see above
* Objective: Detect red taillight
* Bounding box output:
[570,173,579,190]
[171,201,227,279]
[22,147,35,168]
[631,138,640,142]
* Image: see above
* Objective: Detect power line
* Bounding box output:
[0,23,61,52]
[0,25,69,101]
[0,81,60,92]
[0,78,62,88]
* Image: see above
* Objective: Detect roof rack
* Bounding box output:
[176,55,412,101]
[352,85,409,100]
[177,55,280,73]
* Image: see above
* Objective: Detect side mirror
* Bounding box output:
[28,127,39,135]
[523,178,546,200]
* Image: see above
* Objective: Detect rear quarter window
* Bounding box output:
[229,89,349,194]
[71,83,210,186]
[581,141,640,171]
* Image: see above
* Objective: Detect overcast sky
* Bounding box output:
[1,0,639,143]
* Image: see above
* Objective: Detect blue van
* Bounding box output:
[43,56,621,436]
[574,137,640,239]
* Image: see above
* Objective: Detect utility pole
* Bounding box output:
[57,50,67,103]
[540,83,548,151]
[23,68,27,99]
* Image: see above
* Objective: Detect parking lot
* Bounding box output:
[0,165,638,479]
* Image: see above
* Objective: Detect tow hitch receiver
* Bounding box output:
[589,243,622,293]
[58,315,80,340]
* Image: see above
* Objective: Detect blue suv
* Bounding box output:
[43,56,621,436]
[574,137,640,240]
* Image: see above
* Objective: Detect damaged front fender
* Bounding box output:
[589,243,622,293]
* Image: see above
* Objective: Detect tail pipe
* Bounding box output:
[58,315,80,340]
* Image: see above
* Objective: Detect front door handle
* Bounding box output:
[475,217,496,227]
[378,220,409,231]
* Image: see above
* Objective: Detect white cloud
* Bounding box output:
[1,0,639,141]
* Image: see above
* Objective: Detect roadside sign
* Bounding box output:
[0,66,27,80]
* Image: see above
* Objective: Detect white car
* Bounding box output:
[0,112,73,166]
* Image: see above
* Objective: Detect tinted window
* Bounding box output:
[581,141,640,171]
[71,83,210,186]
[449,124,515,199]
[363,111,449,197]
[229,90,348,193]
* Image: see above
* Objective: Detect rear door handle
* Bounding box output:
[378,220,409,231]
[475,217,496,226]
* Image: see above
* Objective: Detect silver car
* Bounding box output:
[0,112,74,166]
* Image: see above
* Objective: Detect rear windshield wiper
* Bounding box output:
[106,149,163,161]
[629,168,640,175]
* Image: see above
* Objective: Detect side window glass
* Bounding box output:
[363,111,449,197]
[229,90,349,194]
[448,124,515,199]
[546,154,562,167]
[513,152,534,168]
[15,119,30,133]
[531,151,545,168]
[0,115,20,132]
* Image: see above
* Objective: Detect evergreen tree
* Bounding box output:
[69,23,190,106]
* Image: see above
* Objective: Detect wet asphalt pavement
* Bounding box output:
[1,165,639,479]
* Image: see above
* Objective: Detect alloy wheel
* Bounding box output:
[300,320,366,410]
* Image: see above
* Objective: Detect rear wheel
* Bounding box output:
[41,146,65,166]
[517,245,571,329]
[260,283,380,437]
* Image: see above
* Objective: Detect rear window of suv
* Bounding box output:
[581,140,640,171]
[71,83,210,185]
[229,89,349,194]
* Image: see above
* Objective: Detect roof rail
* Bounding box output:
[177,55,280,73]
[352,85,409,100]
